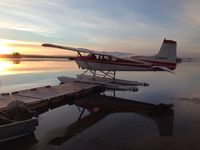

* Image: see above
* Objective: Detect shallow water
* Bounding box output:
[0,60,200,150]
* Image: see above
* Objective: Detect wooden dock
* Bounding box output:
[0,75,149,113]
[0,82,104,112]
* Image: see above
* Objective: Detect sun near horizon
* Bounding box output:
[0,44,13,54]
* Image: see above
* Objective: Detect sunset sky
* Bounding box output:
[0,0,200,57]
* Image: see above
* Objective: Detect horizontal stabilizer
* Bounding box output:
[151,66,175,74]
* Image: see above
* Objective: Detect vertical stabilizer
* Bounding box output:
[156,39,177,64]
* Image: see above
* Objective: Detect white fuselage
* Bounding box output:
[75,56,176,71]
[76,60,152,71]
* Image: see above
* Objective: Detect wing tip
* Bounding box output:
[42,43,52,47]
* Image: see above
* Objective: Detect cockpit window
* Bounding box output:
[103,56,110,61]
[88,53,96,59]
[111,57,117,61]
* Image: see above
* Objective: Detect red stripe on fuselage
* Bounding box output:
[76,57,151,68]
[139,59,176,69]
[76,56,176,69]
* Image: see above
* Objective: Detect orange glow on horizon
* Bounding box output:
[0,59,78,75]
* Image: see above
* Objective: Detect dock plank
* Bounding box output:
[0,82,104,111]
[15,83,97,99]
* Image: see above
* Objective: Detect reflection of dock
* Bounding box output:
[48,95,174,145]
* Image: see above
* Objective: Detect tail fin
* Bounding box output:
[156,39,177,64]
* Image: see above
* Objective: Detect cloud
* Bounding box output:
[0,39,45,47]
[0,0,163,37]
[0,0,199,57]
[0,39,76,56]
[0,0,62,36]
[0,20,57,36]
[182,0,200,27]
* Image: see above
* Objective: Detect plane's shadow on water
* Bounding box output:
[48,94,174,146]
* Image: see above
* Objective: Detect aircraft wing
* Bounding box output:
[151,66,175,74]
[42,43,149,64]
[42,43,94,53]
[42,43,135,58]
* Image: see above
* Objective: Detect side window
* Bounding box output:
[111,57,117,61]
[88,53,96,59]
[98,55,103,60]
[103,56,110,61]
[98,55,113,61]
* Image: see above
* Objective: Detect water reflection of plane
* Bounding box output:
[48,95,174,145]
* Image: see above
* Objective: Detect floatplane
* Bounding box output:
[42,38,177,91]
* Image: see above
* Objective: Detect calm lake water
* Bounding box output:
[0,59,200,150]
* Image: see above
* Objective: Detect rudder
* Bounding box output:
[156,39,177,64]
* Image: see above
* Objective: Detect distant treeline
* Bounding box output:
[0,52,75,60]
